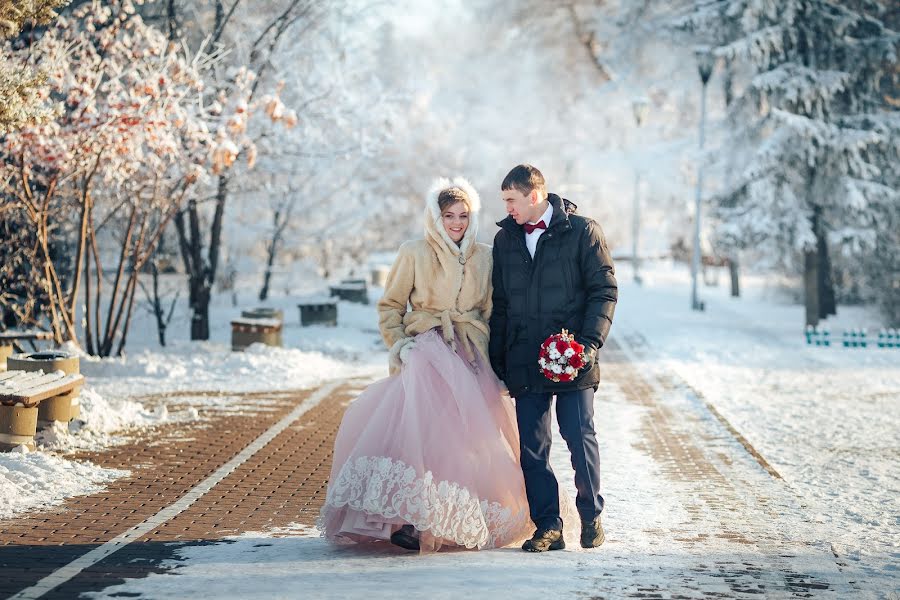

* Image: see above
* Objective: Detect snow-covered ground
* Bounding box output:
[613,261,900,582]
[82,288,387,399]
[2,262,897,596]
[1,281,387,521]
[84,380,702,600]
[66,260,898,599]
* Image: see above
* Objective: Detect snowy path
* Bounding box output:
[15,331,878,599]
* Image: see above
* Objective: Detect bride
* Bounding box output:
[317,177,534,552]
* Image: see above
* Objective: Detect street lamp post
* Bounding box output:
[632,97,649,285]
[691,46,715,311]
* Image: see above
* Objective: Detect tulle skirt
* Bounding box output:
[317,328,535,552]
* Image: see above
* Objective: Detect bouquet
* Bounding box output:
[539,329,589,382]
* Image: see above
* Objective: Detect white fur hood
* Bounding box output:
[423,177,482,258]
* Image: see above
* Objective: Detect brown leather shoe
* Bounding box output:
[580,515,605,548]
[521,528,565,552]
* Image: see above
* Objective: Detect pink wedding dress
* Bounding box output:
[317,329,536,552]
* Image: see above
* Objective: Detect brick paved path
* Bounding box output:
[0,335,864,599]
[0,379,369,599]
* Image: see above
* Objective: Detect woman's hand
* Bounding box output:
[399,338,417,364]
[389,335,418,374]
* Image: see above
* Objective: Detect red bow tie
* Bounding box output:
[524,220,547,234]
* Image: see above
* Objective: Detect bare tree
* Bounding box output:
[137,260,181,347]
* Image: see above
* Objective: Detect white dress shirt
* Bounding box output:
[525,203,554,258]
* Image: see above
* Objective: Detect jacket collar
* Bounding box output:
[497,193,575,233]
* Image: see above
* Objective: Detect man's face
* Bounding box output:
[502,187,537,225]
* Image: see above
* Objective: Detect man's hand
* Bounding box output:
[575,337,598,365]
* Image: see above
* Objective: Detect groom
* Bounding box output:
[489,164,617,552]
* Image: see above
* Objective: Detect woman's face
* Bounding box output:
[442,201,469,244]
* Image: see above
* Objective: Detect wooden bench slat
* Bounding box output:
[0,373,84,406]
[0,331,54,341]
[0,370,49,388]
[13,375,83,401]
[0,371,68,395]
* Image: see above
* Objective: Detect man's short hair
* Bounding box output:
[501,164,547,200]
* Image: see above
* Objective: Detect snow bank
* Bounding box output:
[80,296,387,400]
[35,387,173,453]
[0,446,128,520]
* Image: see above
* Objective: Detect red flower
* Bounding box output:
[569,354,584,369]
[557,372,572,382]
[571,341,584,354]
[556,340,570,354]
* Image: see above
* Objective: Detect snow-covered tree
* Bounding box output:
[0,0,69,134]
[675,0,899,326]
[0,1,220,354]
[155,0,395,340]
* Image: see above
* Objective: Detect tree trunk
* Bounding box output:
[804,247,820,327]
[191,285,210,340]
[259,259,274,301]
[113,271,139,357]
[102,207,137,348]
[729,257,740,297]
[817,228,837,319]
[175,194,218,342]
[151,261,167,346]
[83,236,95,355]
[89,220,104,353]
[183,175,229,341]
[804,208,822,327]
[259,207,285,302]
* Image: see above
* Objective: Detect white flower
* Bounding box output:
[551,365,562,374]
[564,348,575,357]
[565,366,575,375]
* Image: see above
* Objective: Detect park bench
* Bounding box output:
[329,280,368,304]
[298,295,338,327]
[231,317,283,351]
[0,370,85,451]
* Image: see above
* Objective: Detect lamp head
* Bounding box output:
[694,45,715,84]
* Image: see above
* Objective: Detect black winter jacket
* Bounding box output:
[488,194,617,397]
